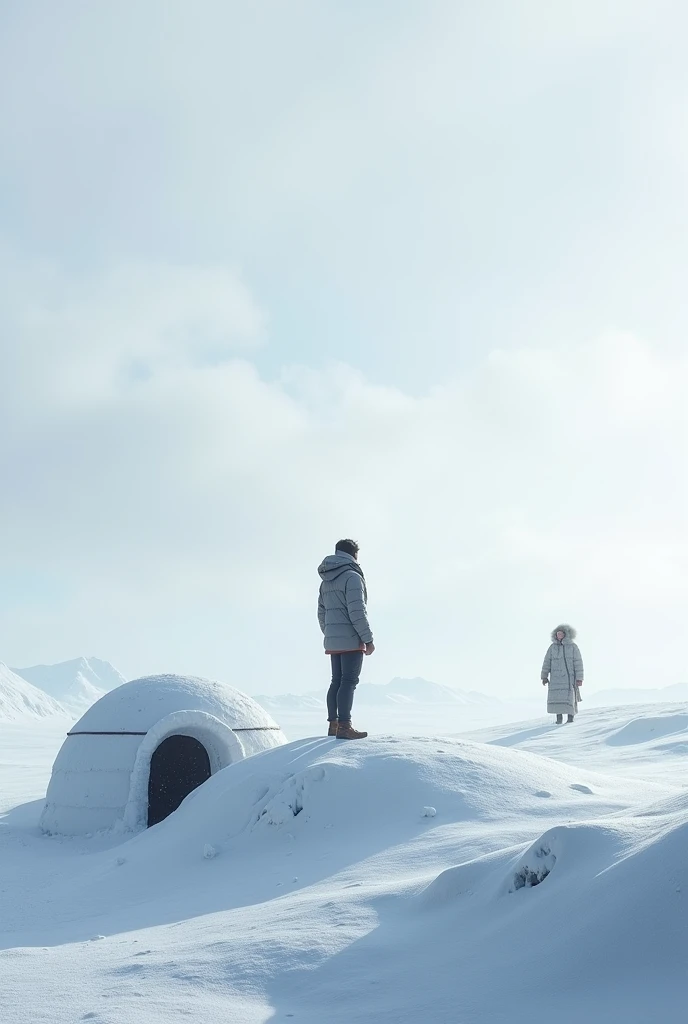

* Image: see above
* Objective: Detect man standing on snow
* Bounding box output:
[318,539,375,740]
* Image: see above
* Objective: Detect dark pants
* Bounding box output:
[327,651,364,722]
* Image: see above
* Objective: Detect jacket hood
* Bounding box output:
[551,623,577,642]
[318,552,364,583]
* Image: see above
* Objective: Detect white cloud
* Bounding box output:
[2,1,688,695]
[2,260,263,410]
[1,255,687,693]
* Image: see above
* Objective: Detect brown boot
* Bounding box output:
[336,720,368,740]
[328,720,338,737]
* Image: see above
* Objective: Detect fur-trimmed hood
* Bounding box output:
[551,623,577,643]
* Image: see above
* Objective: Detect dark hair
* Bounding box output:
[335,538,359,558]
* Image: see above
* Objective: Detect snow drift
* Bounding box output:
[10,734,666,943]
[417,799,688,1020]
[2,714,687,1023]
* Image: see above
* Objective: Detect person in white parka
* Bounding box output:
[541,624,584,724]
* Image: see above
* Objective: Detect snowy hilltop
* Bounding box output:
[1,702,688,1022]
[11,657,126,714]
[0,663,68,720]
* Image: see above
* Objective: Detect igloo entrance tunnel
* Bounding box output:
[40,674,286,835]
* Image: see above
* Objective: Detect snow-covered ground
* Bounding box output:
[1,704,687,1022]
[264,696,546,742]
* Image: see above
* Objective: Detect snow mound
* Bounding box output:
[605,712,688,747]
[403,803,688,1024]
[114,734,656,872]
[181,738,589,835]
[0,664,67,720]
[12,657,125,713]
[471,702,688,789]
[6,734,658,946]
[3,725,687,1023]
[424,799,688,978]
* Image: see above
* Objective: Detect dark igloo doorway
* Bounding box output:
[147,734,212,827]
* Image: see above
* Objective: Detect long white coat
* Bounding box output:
[541,624,584,716]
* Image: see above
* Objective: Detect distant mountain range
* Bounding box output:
[1,657,126,719]
[5,657,685,724]
[0,664,69,720]
[357,677,495,706]
[256,678,688,715]
[255,677,496,712]
[12,657,126,714]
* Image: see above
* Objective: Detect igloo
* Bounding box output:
[40,674,286,836]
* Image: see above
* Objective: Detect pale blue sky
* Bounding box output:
[2,1,687,696]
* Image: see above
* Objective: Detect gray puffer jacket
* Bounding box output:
[317,553,373,652]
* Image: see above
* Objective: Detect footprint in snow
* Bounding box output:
[535,791,552,798]
[570,784,593,795]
